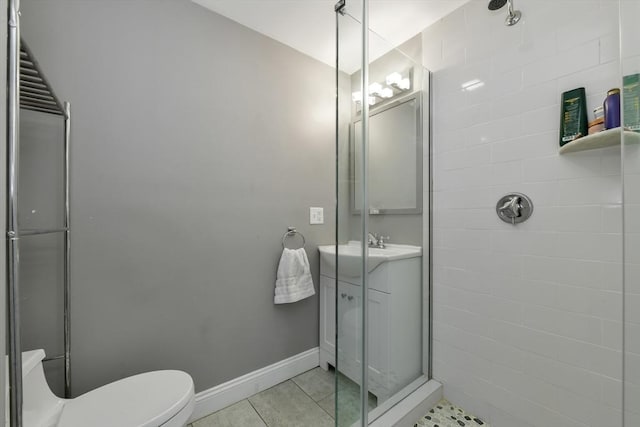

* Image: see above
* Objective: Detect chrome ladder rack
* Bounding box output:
[8,1,72,425]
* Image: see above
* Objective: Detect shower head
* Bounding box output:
[488,0,507,11]
[489,0,521,26]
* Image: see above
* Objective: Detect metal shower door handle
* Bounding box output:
[497,193,533,225]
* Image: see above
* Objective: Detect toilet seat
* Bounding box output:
[57,370,194,427]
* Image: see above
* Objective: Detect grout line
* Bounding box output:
[246,398,271,427]
[202,372,337,426]
[313,389,335,421]
[319,403,335,420]
[290,380,335,420]
[293,375,335,404]
[249,380,334,426]
[290,379,319,401]
[292,368,334,401]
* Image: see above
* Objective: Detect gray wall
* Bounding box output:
[20,0,335,395]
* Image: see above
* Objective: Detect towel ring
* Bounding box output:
[282,227,305,249]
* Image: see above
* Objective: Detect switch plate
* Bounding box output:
[310,207,324,225]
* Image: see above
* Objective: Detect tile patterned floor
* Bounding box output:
[190,367,375,427]
[416,399,490,427]
[190,371,485,427]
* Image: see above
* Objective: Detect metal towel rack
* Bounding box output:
[282,227,306,249]
[8,2,72,424]
[19,42,66,116]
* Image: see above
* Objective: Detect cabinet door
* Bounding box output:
[320,276,336,354]
[336,281,390,398]
[337,281,361,379]
[366,288,389,394]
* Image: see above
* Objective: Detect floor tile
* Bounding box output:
[317,373,377,426]
[417,399,490,427]
[249,380,334,427]
[192,400,266,427]
[292,367,335,402]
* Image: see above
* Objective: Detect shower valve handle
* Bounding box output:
[499,196,522,218]
[496,193,533,225]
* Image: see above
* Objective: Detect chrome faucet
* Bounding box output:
[367,232,389,249]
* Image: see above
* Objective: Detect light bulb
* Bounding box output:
[386,72,402,86]
[381,88,394,98]
[368,96,377,106]
[398,78,411,90]
[352,91,363,102]
[368,82,383,96]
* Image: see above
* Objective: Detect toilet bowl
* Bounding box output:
[21,349,195,427]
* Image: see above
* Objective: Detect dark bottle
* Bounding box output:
[604,88,621,130]
[560,88,588,146]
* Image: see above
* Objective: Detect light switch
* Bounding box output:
[310,207,324,225]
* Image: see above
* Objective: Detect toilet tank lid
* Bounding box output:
[58,370,194,427]
[21,349,46,377]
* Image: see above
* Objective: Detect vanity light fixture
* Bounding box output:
[352,70,412,108]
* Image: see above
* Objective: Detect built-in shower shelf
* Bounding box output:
[559,128,640,154]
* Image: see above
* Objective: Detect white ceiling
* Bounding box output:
[191,0,468,73]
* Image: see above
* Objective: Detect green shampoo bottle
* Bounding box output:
[560,87,588,147]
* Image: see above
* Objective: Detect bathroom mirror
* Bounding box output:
[351,92,423,214]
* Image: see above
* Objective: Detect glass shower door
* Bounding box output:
[621,2,640,425]
[334,1,430,425]
[335,4,366,426]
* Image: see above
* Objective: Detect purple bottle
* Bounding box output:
[604,88,621,130]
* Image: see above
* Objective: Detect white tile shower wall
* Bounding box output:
[425,1,623,426]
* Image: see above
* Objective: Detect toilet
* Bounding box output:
[21,349,195,427]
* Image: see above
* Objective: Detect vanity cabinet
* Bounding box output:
[318,246,422,402]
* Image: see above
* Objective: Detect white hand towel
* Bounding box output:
[274,248,315,304]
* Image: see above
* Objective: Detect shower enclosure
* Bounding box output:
[334,1,639,426]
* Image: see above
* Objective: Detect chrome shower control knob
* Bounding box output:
[496,193,533,225]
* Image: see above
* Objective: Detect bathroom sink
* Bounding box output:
[318,241,421,277]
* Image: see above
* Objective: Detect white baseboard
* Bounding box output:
[190,347,320,422]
